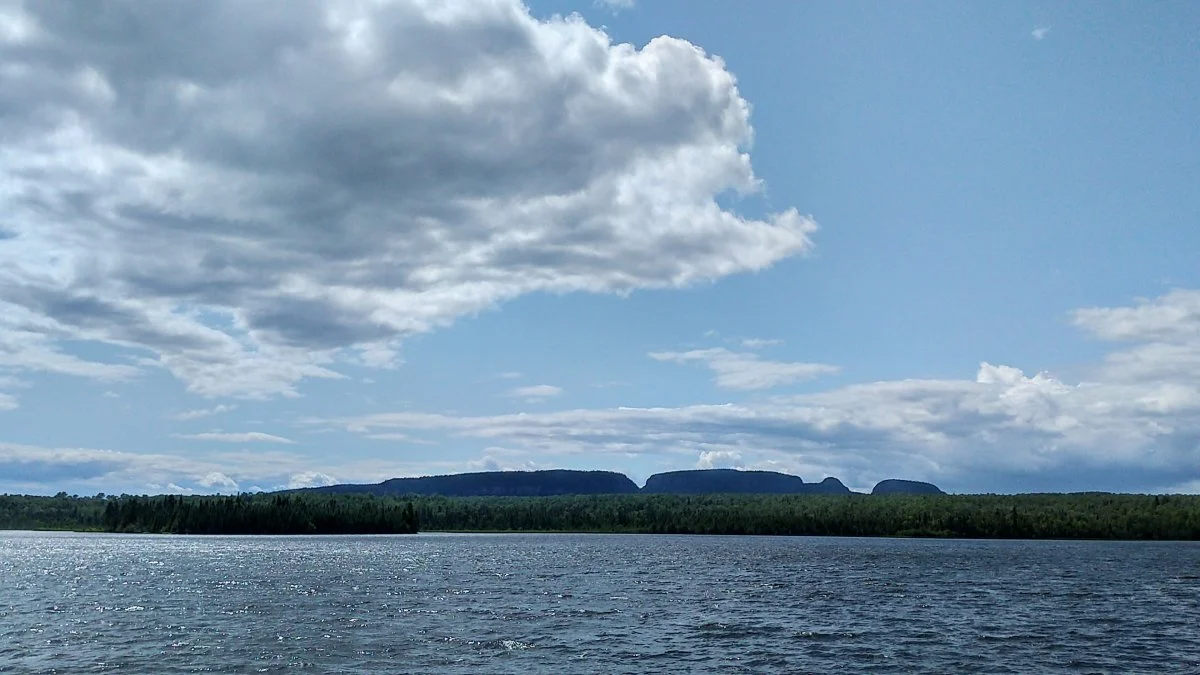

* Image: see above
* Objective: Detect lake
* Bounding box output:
[2,532,1198,673]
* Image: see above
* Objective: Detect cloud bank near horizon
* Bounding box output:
[4,290,1198,496]
[333,289,1200,493]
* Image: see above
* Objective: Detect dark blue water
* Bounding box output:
[2,532,1198,673]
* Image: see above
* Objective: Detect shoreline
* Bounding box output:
[5,492,1199,541]
[4,528,1199,543]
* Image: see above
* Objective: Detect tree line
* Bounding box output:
[4,492,1200,539]
[411,493,1200,539]
[0,493,418,535]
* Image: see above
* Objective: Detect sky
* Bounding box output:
[1,0,1198,496]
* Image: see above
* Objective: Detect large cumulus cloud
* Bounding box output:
[0,0,813,399]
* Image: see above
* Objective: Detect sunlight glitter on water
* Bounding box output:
[1,532,1199,674]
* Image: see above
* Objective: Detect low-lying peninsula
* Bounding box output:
[1,468,1198,540]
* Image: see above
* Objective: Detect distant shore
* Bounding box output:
[3,492,1198,540]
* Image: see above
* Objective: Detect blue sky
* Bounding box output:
[1,0,1198,495]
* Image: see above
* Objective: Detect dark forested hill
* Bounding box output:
[872,479,945,495]
[299,469,641,497]
[641,469,851,495]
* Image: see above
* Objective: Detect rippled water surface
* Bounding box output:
[2,532,1199,673]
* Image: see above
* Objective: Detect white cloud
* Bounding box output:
[1073,289,1200,345]
[0,440,412,495]
[1161,479,1200,495]
[197,471,239,493]
[0,442,239,492]
[0,375,26,409]
[365,432,437,445]
[739,338,783,349]
[0,0,812,400]
[467,448,546,472]
[509,384,564,400]
[172,404,237,421]
[697,449,742,469]
[287,472,339,490]
[595,0,636,11]
[352,342,403,370]
[0,318,142,383]
[1071,290,1200,391]
[0,4,40,44]
[1031,25,1051,40]
[173,432,295,444]
[337,290,1200,493]
[649,348,838,390]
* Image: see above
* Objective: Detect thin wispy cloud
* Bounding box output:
[365,433,437,445]
[173,432,296,444]
[595,0,635,11]
[649,348,839,390]
[172,405,237,421]
[509,384,564,401]
[0,376,25,411]
[739,338,784,349]
[1032,25,1051,40]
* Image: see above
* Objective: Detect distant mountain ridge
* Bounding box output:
[294,469,942,497]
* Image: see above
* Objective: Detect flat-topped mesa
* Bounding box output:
[871,479,944,495]
[302,469,640,497]
[291,468,940,497]
[641,469,851,495]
